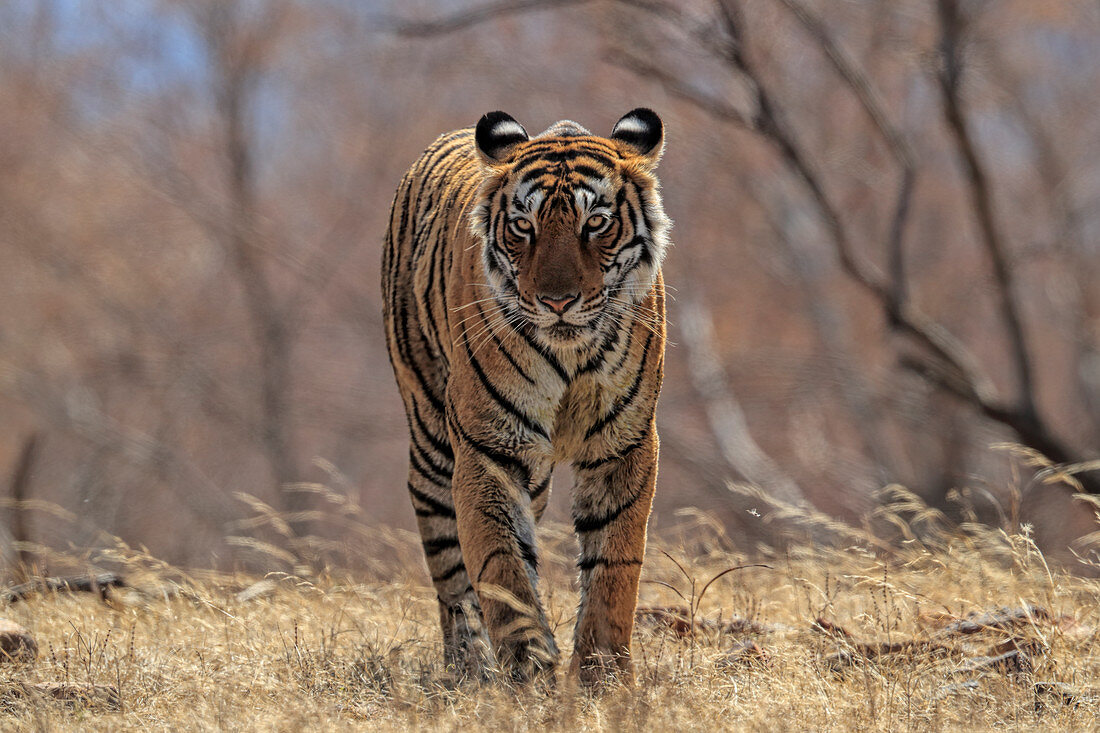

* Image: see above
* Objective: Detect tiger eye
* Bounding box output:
[586,214,608,230]
[513,218,532,231]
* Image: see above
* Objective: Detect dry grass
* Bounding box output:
[3,483,1100,731]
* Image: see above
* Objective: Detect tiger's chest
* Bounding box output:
[549,370,627,460]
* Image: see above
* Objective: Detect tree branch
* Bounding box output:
[700,1,1092,489]
[386,0,589,36]
[6,433,38,577]
[603,49,754,129]
[680,297,808,507]
[936,0,1035,418]
[371,0,1098,492]
[775,0,916,320]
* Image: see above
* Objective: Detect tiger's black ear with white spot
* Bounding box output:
[610,108,664,168]
[475,111,530,164]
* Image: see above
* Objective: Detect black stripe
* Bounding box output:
[511,141,599,157]
[584,330,653,440]
[606,320,638,376]
[634,184,657,237]
[577,557,642,571]
[463,331,549,441]
[571,182,597,199]
[477,304,536,385]
[477,548,512,584]
[424,536,460,555]
[447,408,531,486]
[394,299,446,413]
[416,141,469,181]
[392,132,469,283]
[486,207,502,254]
[574,423,651,471]
[387,189,411,291]
[571,164,605,180]
[513,148,617,170]
[619,234,647,255]
[622,190,641,235]
[420,205,446,353]
[409,190,436,256]
[411,401,453,462]
[577,311,625,375]
[517,323,570,382]
[518,536,539,573]
[519,166,555,185]
[529,474,551,501]
[487,243,510,276]
[618,256,643,285]
[515,139,619,159]
[573,487,644,534]
[410,443,451,485]
[408,482,456,518]
[433,560,467,583]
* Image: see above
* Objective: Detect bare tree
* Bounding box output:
[2,0,1097,566]
[387,0,1100,500]
[177,0,308,526]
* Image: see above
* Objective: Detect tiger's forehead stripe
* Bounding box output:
[511,136,619,157]
[510,142,620,171]
[507,149,617,208]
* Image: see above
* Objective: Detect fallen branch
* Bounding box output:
[636,605,771,638]
[937,605,1052,636]
[2,573,126,604]
[813,604,1070,676]
[2,682,120,711]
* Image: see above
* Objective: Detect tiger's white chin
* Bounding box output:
[543,323,587,340]
[535,321,602,349]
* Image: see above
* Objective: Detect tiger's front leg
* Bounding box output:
[570,419,659,686]
[447,410,559,685]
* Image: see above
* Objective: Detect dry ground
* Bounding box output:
[2,486,1100,731]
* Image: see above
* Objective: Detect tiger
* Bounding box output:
[382,108,670,686]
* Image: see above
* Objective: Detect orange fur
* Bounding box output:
[382,111,670,685]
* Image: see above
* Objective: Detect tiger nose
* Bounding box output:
[537,293,580,315]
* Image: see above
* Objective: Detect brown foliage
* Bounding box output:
[1,0,1098,569]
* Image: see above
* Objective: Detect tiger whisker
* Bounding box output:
[468,308,527,362]
[452,301,508,330]
[461,309,513,350]
[451,295,507,313]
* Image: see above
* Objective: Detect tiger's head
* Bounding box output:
[470,108,671,347]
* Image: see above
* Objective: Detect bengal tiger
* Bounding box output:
[382,108,669,686]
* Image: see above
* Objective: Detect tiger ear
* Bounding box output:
[611,108,664,168]
[475,111,530,164]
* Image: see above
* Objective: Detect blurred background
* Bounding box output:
[2,0,1098,574]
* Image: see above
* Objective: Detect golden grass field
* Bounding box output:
[2,483,1100,731]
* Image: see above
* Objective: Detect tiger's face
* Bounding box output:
[470,109,670,346]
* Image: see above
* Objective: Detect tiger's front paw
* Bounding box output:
[571,643,633,690]
[442,598,495,686]
[495,631,559,689]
